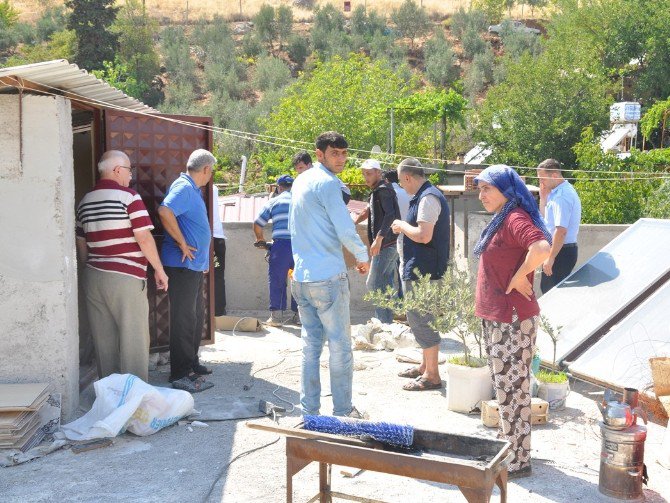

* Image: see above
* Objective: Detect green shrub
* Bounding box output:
[313,3,345,34]
[464,47,495,100]
[450,7,487,38]
[369,30,405,68]
[241,32,264,58]
[253,55,292,91]
[276,5,293,50]
[573,130,664,224]
[287,34,309,68]
[0,0,19,29]
[254,4,277,48]
[500,20,542,59]
[351,5,387,39]
[471,0,504,24]
[646,178,670,218]
[36,5,68,42]
[391,0,430,50]
[424,30,459,87]
[161,26,197,87]
[462,27,487,59]
[4,29,77,67]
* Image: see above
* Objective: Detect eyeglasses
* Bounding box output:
[116,165,135,175]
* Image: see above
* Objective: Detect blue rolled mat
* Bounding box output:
[303,415,414,447]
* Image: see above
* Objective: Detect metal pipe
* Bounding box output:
[238,155,248,193]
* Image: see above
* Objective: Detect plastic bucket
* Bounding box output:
[446,360,493,413]
[531,354,541,375]
[537,381,570,410]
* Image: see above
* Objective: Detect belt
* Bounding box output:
[563,243,578,248]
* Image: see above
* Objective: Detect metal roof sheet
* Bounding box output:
[0,59,157,113]
[217,192,368,223]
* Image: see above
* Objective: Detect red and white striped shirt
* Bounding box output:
[76,179,154,280]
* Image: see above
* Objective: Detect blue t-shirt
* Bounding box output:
[255,190,291,240]
[544,180,582,244]
[160,173,211,271]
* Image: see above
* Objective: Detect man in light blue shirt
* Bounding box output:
[538,158,582,293]
[290,131,369,418]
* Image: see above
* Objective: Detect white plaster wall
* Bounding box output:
[223,222,372,313]
[0,95,78,420]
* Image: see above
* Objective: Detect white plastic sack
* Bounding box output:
[62,374,194,440]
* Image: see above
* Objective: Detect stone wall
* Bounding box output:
[222,222,373,313]
[0,95,79,420]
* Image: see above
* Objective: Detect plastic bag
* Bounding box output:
[62,374,194,440]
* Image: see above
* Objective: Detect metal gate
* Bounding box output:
[104,110,214,351]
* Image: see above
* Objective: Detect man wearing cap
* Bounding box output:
[537,158,582,293]
[254,175,299,326]
[356,159,401,323]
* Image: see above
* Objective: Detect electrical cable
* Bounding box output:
[11,79,670,182]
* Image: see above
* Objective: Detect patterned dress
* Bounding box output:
[482,313,538,472]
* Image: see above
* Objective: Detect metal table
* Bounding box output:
[285,428,512,503]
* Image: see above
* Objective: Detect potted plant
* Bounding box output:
[366,262,492,413]
[536,315,570,410]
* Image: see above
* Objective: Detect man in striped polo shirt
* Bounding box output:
[76,150,168,383]
[253,175,299,326]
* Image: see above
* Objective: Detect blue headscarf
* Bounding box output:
[473,165,552,258]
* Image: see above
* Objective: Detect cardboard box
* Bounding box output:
[481,398,549,428]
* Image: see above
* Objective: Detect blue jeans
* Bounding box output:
[291,273,353,416]
[366,245,399,323]
[268,238,297,312]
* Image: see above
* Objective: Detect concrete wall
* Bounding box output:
[223,222,372,313]
[0,95,79,420]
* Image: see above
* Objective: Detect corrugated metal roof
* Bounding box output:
[0,59,157,113]
[218,192,368,223]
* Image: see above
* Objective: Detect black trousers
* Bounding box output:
[166,266,204,380]
[213,237,227,316]
[540,244,578,294]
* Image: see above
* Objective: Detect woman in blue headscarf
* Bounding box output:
[473,165,551,479]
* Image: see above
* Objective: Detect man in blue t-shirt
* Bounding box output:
[253,175,299,327]
[538,158,582,293]
[158,149,215,393]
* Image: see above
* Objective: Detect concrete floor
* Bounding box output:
[0,310,668,503]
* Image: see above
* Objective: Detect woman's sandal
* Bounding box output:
[397,367,422,379]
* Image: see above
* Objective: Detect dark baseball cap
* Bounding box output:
[276,175,294,186]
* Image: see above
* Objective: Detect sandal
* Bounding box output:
[398,367,422,379]
[402,377,443,391]
[172,375,214,393]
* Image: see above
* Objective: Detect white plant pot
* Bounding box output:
[537,380,570,410]
[445,358,493,413]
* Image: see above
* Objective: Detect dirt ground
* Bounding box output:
[1,310,668,503]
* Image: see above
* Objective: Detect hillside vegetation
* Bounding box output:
[3,0,670,222]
